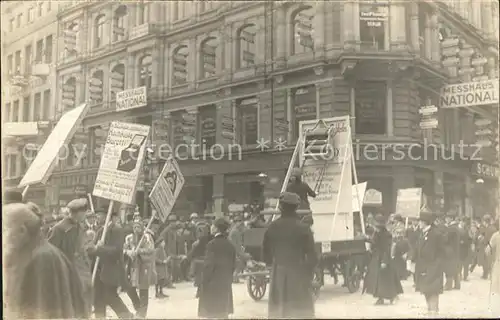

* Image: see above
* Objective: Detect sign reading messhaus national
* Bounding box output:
[19,103,90,188]
[440,79,499,109]
[116,87,147,112]
[149,157,185,222]
[92,121,150,205]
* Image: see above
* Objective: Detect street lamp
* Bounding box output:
[475,178,484,184]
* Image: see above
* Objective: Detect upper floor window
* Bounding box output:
[23,96,30,121]
[200,37,218,79]
[12,100,20,122]
[200,1,216,12]
[7,55,13,75]
[34,93,42,121]
[9,18,15,31]
[5,103,11,122]
[62,77,77,109]
[28,7,35,23]
[172,45,189,85]
[35,39,44,63]
[139,55,152,88]
[37,2,44,16]
[89,70,104,104]
[354,81,387,135]
[292,7,314,55]
[199,105,217,148]
[237,25,256,69]
[173,1,190,21]
[25,44,32,74]
[15,51,21,73]
[113,6,128,42]
[110,64,125,99]
[359,4,389,51]
[45,35,53,63]
[43,89,50,120]
[64,22,79,57]
[237,97,258,146]
[292,86,316,140]
[17,13,23,28]
[94,14,106,48]
[138,3,150,25]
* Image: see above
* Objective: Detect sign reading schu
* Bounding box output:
[116,86,147,112]
[93,121,150,205]
[440,80,499,109]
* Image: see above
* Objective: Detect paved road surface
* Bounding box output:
[110,269,498,319]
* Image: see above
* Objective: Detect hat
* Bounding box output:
[233,214,243,222]
[419,211,436,224]
[393,214,404,223]
[190,213,199,219]
[132,219,143,228]
[4,190,24,205]
[373,214,387,226]
[67,198,89,213]
[213,217,231,233]
[279,192,301,206]
[291,168,302,177]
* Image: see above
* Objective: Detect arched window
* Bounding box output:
[64,22,79,57]
[89,70,104,104]
[139,55,152,88]
[62,77,77,109]
[292,7,314,55]
[200,37,218,79]
[110,64,125,99]
[94,14,106,48]
[138,3,149,25]
[172,46,189,85]
[237,24,256,69]
[113,6,128,42]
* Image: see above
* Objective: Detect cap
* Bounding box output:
[213,217,231,233]
[4,190,23,204]
[373,214,387,226]
[393,214,404,223]
[291,168,302,177]
[279,192,301,206]
[233,214,243,222]
[67,198,89,213]
[190,213,199,219]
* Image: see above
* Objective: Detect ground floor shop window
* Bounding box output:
[354,81,387,135]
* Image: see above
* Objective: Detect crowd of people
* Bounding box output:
[3,185,500,319]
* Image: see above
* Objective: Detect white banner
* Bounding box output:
[395,188,422,219]
[440,80,499,109]
[116,86,147,112]
[149,157,185,222]
[19,103,90,187]
[93,121,150,205]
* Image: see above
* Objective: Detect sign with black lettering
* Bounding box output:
[440,80,499,109]
[472,162,499,179]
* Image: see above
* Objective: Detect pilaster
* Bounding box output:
[127,54,135,88]
[409,2,420,52]
[276,6,286,59]
[216,100,235,145]
[430,12,440,63]
[314,1,325,51]
[258,90,273,144]
[316,80,334,119]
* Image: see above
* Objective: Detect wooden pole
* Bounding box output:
[350,135,366,235]
[134,210,156,254]
[91,200,115,286]
[87,193,95,213]
[22,185,30,200]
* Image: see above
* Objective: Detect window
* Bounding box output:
[113,6,128,42]
[200,37,217,79]
[110,64,125,99]
[23,96,30,121]
[47,2,51,12]
[62,77,77,109]
[418,5,427,58]
[172,46,188,85]
[7,55,13,75]
[25,45,32,74]
[64,23,79,57]
[5,103,11,122]
[138,3,149,25]
[36,39,44,63]
[9,155,18,177]
[237,97,258,146]
[237,25,256,68]
[9,18,15,31]
[173,1,190,21]
[138,55,152,88]
[89,70,104,103]
[28,7,35,22]
[45,35,53,63]
[94,15,106,48]
[199,105,217,148]
[359,4,389,50]
[292,7,314,55]
[354,81,387,135]
[17,14,22,28]
[34,93,42,121]
[15,51,21,73]
[43,90,50,120]
[37,2,44,16]
[292,86,316,140]
[13,100,19,122]
[200,1,216,12]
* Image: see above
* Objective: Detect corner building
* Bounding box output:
[49,1,499,218]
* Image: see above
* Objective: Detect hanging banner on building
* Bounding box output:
[395,188,422,218]
[352,182,367,212]
[149,157,185,222]
[440,79,499,109]
[116,86,147,112]
[19,103,90,188]
[92,121,150,205]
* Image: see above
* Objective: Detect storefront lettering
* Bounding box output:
[473,162,499,178]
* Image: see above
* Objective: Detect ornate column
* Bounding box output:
[430,12,440,62]
[188,38,197,88]
[386,80,394,136]
[409,2,420,52]
[352,0,360,43]
[343,1,354,46]
[127,54,135,88]
[314,1,325,50]
[276,6,286,59]
[424,13,432,60]
[390,1,406,50]
[151,44,161,87]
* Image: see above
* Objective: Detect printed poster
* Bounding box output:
[395,188,422,218]
[93,121,150,205]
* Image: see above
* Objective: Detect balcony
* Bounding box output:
[3,122,39,137]
[129,23,161,41]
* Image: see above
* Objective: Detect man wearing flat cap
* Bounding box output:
[262,191,317,318]
[48,198,93,312]
[413,210,445,316]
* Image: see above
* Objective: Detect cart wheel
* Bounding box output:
[247,275,267,301]
[347,270,361,293]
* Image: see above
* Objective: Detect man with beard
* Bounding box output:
[3,203,88,319]
[48,198,93,312]
[262,192,317,318]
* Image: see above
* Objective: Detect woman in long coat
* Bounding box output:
[363,214,403,305]
[198,217,236,319]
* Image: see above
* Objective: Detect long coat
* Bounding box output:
[393,237,410,280]
[489,231,500,294]
[443,224,461,276]
[478,225,496,267]
[363,227,403,299]
[124,233,156,289]
[262,214,317,319]
[155,246,169,281]
[187,234,213,288]
[198,234,236,319]
[414,225,445,295]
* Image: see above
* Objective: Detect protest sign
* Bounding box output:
[395,188,422,218]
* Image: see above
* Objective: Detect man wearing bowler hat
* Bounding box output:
[262,191,317,318]
[413,210,445,316]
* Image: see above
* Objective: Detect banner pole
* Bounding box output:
[22,185,30,200]
[87,193,95,213]
[91,200,115,287]
[134,210,157,254]
[350,133,365,235]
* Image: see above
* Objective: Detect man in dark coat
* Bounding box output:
[363,214,403,305]
[198,217,236,319]
[87,210,133,319]
[286,168,316,210]
[48,198,93,313]
[458,219,473,281]
[478,215,497,279]
[414,211,445,316]
[262,192,317,319]
[228,214,251,283]
[443,215,461,290]
[3,203,88,319]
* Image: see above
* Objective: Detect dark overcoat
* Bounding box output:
[393,238,410,280]
[198,234,236,319]
[48,217,82,261]
[443,224,461,276]
[286,180,315,210]
[188,234,214,288]
[414,225,445,295]
[458,227,473,263]
[363,227,403,299]
[262,214,317,319]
